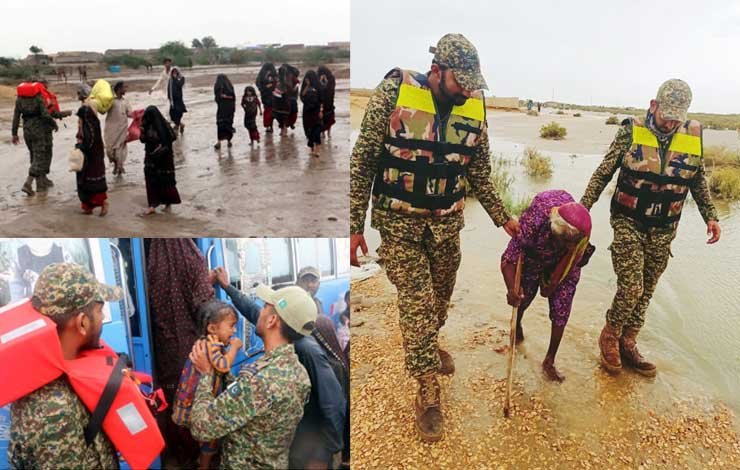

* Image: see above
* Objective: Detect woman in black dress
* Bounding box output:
[214,74,236,150]
[300,70,323,157]
[168,67,187,134]
[140,105,181,215]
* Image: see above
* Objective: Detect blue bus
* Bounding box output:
[0,237,349,470]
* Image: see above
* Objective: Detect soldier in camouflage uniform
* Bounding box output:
[8,263,123,469]
[580,79,721,376]
[11,80,71,195]
[189,283,314,469]
[350,33,520,442]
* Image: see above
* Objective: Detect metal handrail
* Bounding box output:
[109,242,135,368]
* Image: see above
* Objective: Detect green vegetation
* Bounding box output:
[573,113,581,117]
[556,110,565,115]
[522,147,553,178]
[704,146,740,200]
[264,46,288,63]
[305,48,334,66]
[540,121,567,140]
[103,55,148,69]
[0,64,52,80]
[503,193,533,217]
[605,115,620,125]
[489,155,514,194]
[157,41,192,68]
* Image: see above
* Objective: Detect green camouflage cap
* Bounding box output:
[656,79,692,121]
[32,263,122,320]
[429,33,488,91]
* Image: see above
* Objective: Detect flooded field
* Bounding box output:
[0,65,349,237]
[350,100,740,468]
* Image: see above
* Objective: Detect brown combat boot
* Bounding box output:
[620,327,657,377]
[438,348,455,375]
[598,322,622,373]
[40,175,54,187]
[414,374,443,442]
[21,176,35,196]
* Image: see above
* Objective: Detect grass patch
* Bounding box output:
[521,147,553,178]
[488,154,514,194]
[503,193,533,217]
[605,115,620,125]
[556,110,565,115]
[704,145,740,169]
[540,121,567,140]
[709,168,740,200]
[573,113,581,117]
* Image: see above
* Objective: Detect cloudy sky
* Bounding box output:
[1,0,348,56]
[351,0,740,114]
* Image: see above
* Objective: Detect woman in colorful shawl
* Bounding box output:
[75,85,108,216]
[300,70,323,157]
[140,105,181,216]
[168,67,187,135]
[213,74,236,150]
[500,190,595,382]
[317,65,336,137]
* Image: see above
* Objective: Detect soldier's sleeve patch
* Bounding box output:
[226,381,242,398]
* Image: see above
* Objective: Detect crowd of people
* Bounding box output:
[10,57,338,215]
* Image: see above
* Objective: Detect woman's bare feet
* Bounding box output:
[81,208,93,215]
[141,207,156,216]
[99,201,109,217]
[542,358,565,382]
[163,204,172,213]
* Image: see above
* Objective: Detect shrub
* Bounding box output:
[539,121,567,140]
[708,167,740,200]
[488,154,514,193]
[503,193,533,217]
[573,113,581,117]
[556,110,565,115]
[605,115,620,125]
[526,110,539,116]
[704,145,740,169]
[305,48,334,66]
[521,147,553,178]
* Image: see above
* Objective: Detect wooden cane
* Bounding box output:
[503,254,523,418]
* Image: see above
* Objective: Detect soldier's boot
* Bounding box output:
[598,322,622,373]
[35,176,48,192]
[414,374,443,442]
[619,327,657,377]
[438,348,455,375]
[40,175,54,187]
[21,176,35,196]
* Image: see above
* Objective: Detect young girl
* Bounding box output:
[172,300,242,470]
[241,86,262,145]
[300,70,323,157]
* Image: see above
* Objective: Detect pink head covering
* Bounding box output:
[558,202,592,237]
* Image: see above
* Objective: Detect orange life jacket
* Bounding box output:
[16,82,61,114]
[0,299,165,470]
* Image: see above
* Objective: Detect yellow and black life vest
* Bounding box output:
[372,69,486,216]
[611,117,702,229]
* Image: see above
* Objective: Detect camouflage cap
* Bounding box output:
[655,79,692,122]
[32,263,122,320]
[429,33,488,91]
[297,266,321,280]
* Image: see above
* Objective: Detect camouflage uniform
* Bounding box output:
[190,344,311,470]
[350,34,510,378]
[8,263,122,470]
[11,95,58,178]
[580,81,718,331]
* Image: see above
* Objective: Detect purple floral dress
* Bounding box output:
[501,190,595,326]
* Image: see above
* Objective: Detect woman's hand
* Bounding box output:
[506,288,524,307]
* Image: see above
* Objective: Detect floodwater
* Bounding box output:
[0,67,349,237]
[350,109,740,465]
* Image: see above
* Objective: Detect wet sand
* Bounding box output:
[350,93,740,468]
[0,65,349,237]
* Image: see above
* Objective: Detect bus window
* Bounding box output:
[223,239,241,290]
[265,238,294,285]
[295,238,334,278]
[243,243,263,276]
[335,238,350,276]
[0,239,93,308]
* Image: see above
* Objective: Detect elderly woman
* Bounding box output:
[500,190,595,382]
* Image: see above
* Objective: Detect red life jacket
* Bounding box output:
[16,82,61,114]
[0,300,165,470]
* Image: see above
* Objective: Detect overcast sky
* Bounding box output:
[1,0,348,56]
[352,0,740,114]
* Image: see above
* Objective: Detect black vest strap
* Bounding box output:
[384,136,475,157]
[620,166,693,186]
[373,177,466,211]
[83,355,126,446]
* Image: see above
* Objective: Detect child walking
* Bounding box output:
[241,86,262,145]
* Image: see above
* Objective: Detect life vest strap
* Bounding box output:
[378,152,467,179]
[620,166,693,187]
[373,177,466,211]
[83,355,126,446]
[384,136,475,157]
[616,183,687,203]
[610,199,682,229]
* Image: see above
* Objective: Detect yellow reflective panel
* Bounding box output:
[451,98,485,121]
[396,84,435,114]
[632,126,659,148]
[669,133,702,156]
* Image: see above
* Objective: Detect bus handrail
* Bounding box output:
[109,242,135,368]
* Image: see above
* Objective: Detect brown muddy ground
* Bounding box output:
[0,64,349,237]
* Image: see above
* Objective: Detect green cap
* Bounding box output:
[429,33,488,91]
[656,79,692,122]
[32,263,122,320]
[256,284,317,336]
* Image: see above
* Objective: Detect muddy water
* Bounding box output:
[0,68,349,237]
[351,124,740,430]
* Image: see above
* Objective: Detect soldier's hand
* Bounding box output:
[190,339,213,374]
[350,234,368,267]
[706,220,721,244]
[503,218,520,238]
[11,136,19,145]
[212,267,230,289]
[506,288,524,307]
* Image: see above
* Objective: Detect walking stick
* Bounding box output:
[503,254,523,418]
